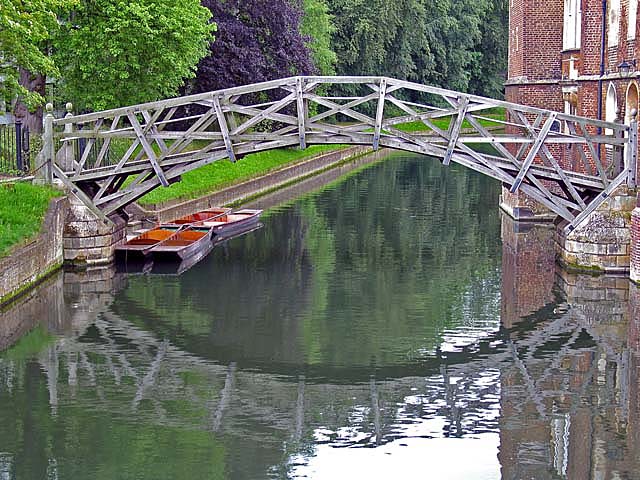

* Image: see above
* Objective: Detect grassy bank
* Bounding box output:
[138,144,347,206]
[395,107,506,133]
[0,183,62,257]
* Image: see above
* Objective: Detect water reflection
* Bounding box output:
[0,153,639,479]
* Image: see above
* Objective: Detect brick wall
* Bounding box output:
[508,0,563,80]
[0,197,69,306]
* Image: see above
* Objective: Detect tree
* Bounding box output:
[0,0,74,131]
[301,0,337,76]
[327,0,433,82]
[52,0,215,112]
[192,0,314,94]
[326,0,504,98]
[467,0,508,99]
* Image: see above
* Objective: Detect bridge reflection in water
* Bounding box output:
[0,221,637,479]
[2,152,640,478]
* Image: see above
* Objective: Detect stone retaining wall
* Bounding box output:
[0,196,69,306]
[129,145,373,224]
[556,186,636,273]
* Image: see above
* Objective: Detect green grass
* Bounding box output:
[0,182,62,257]
[395,107,506,133]
[138,144,347,206]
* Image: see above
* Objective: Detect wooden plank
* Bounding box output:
[213,96,236,162]
[463,114,578,213]
[75,119,104,174]
[566,121,594,176]
[127,112,169,187]
[579,120,610,185]
[52,164,113,224]
[628,118,638,188]
[372,78,387,151]
[307,91,379,124]
[95,116,120,168]
[230,92,296,135]
[296,77,307,149]
[510,112,557,193]
[443,96,469,165]
[563,172,629,234]
[512,110,588,209]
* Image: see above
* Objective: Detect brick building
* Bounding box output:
[505,0,640,217]
[508,0,639,125]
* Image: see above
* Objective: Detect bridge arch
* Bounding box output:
[47,76,635,233]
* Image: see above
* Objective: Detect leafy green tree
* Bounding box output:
[0,0,74,131]
[468,0,508,98]
[301,0,337,75]
[327,0,433,82]
[326,0,506,98]
[52,0,215,111]
[0,0,61,108]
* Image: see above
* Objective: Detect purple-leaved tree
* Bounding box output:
[193,0,315,94]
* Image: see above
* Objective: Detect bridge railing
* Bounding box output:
[41,76,636,230]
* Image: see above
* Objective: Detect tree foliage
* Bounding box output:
[192,0,314,94]
[326,0,507,98]
[301,0,337,76]
[52,0,215,111]
[0,0,73,109]
[468,0,508,98]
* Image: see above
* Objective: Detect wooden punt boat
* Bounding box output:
[164,207,231,225]
[184,208,263,237]
[115,225,213,262]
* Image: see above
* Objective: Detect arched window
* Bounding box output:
[606,83,618,136]
[626,82,639,124]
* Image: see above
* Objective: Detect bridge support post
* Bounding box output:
[35,103,55,184]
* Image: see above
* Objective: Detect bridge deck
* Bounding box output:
[44,76,638,233]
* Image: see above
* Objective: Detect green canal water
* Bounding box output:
[1,152,639,479]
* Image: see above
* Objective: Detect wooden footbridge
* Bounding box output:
[44,76,638,233]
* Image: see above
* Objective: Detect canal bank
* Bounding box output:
[0,145,374,307]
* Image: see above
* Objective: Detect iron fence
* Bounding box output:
[0,122,31,175]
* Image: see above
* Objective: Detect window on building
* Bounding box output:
[563,0,582,50]
[606,83,618,136]
[609,0,621,47]
[563,90,578,133]
[629,0,638,39]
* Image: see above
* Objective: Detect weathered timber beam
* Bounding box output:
[296,77,307,149]
[373,78,387,151]
[443,96,469,165]
[510,112,557,193]
[127,112,169,187]
[213,96,236,162]
[52,164,113,224]
[230,92,297,135]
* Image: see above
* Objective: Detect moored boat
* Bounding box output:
[115,225,213,262]
[164,207,231,226]
[194,208,263,237]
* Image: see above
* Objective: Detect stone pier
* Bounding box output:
[62,194,127,268]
